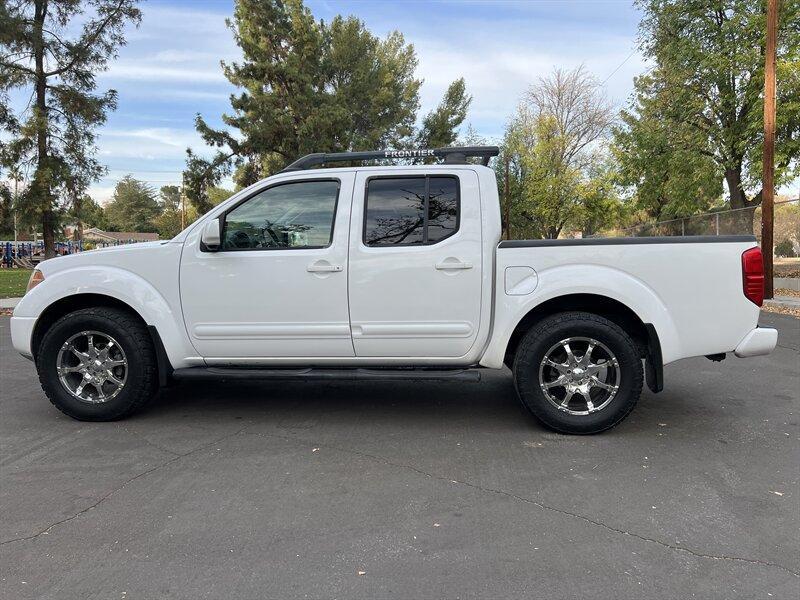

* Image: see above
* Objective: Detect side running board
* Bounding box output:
[171,367,482,382]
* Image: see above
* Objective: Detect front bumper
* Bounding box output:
[10,316,35,359]
[734,327,778,358]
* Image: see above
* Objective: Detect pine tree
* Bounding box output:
[184,0,470,212]
[0,0,141,257]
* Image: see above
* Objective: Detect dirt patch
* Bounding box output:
[775,288,800,298]
[762,305,800,318]
[774,258,800,278]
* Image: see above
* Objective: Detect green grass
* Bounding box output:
[0,269,32,299]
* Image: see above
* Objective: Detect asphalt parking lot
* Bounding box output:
[1,313,798,599]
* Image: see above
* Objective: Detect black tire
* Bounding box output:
[513,311,643,435]
[36,307,159,421]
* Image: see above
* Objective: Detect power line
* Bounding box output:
[601,48,638,85]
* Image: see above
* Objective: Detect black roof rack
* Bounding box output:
[281,146,499,172]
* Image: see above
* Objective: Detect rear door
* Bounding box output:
[347,169,483,358]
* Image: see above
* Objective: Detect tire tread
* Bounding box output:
[37,307,158,421]
[513,311,643,434]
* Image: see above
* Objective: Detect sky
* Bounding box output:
[76,0,647,203]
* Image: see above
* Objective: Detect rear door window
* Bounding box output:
[363,176,459,247]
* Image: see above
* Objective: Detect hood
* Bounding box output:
[37,241,173,275]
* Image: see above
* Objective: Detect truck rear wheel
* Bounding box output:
[36,307,159,421]
[513,312,643,434]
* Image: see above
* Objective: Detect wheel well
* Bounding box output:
[504,294,654,366]
[31,294,148,359]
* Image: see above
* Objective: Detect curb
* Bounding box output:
[0,297,21,309]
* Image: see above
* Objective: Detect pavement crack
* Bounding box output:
[118,426,182,457]
[255,430,800,579]
[0,424,251,546]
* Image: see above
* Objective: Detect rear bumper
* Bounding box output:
[10,316,35,359]
[734,327,778,358]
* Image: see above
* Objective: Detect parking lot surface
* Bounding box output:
[1,313,798,599]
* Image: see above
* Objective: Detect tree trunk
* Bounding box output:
[724,166,758,235]
[73,193,84,241]
[33,0,56,258]
[725,167,750,210]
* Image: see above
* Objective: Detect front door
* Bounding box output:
[180,175,355,360]
[347,169,483,358]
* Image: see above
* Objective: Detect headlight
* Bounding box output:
[26,269,45,293]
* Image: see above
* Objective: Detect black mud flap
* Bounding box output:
[644,324,664,393]
[147,325,174,387]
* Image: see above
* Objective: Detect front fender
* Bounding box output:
[14,266,197,369]
[480,264,680,368]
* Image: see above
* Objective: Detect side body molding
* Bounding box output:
[13,265,198,369]
[479,264,680,369]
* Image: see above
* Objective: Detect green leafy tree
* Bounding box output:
[159,185,181,211]
[775,238,796,257]
[574,156,626,237]
[613,74,723,219]
[185,0,469,212]
[503,114,581,239]
[152,184,198,239]
[208,186,234,207]
[617,0,800,215]
[0,178,12,239]
[0,0,142,257]
[500,66,617,239]
[68,193,106,236]
[104,176,159,233]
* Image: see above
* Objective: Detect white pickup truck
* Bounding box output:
[11,146,778,434]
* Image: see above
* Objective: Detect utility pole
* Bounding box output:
[761,0,778,299]
[504,155,511,240]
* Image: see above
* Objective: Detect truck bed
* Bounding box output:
[487,235,761,368]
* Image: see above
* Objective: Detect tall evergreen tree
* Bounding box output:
[104,175,159,233]
[415,78,472,149]
[185,0,470,212]
[0,0,141,257]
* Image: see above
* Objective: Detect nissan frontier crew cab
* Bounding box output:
[11,146,778,434]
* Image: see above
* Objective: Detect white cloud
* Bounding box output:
[410,32,645,138]
[101,62,228,83]
[86,185,117,205]
[95,127,205,162]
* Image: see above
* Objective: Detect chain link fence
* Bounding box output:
[598,199,799,245]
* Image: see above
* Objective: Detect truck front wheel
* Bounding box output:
[513,312,643,434]
[36,307,159,421]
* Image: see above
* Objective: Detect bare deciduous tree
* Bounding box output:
[521,66,615,171]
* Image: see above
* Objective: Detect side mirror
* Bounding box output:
[200,217,222,251]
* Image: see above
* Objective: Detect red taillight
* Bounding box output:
[742,247,764,306]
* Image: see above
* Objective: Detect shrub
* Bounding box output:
[775,238,796,258]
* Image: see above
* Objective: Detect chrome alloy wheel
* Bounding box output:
[538,337,620,416]
[56,331,128,404]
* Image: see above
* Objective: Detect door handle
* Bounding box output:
[307,263,343,273]
[435,260,473,270]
